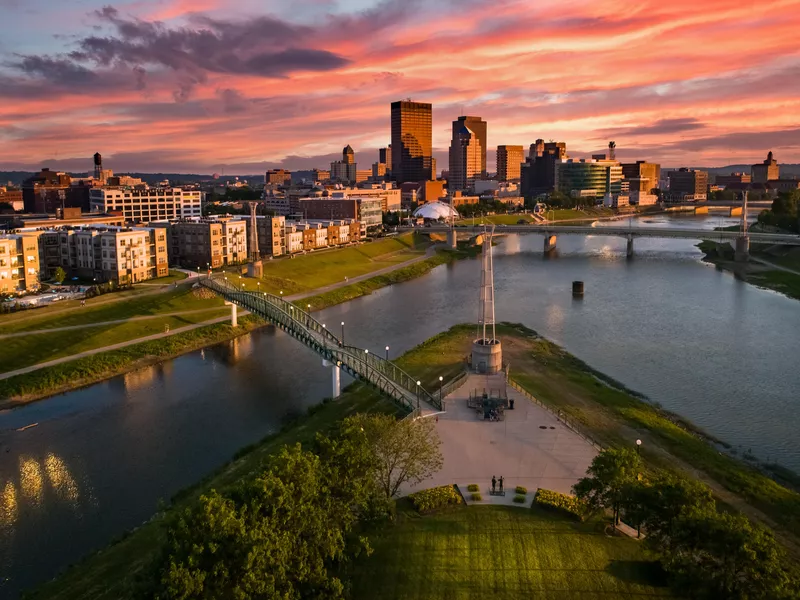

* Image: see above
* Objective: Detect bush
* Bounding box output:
[534,488,585,521]
[408,485,462,513]
[471,493,482,502]
[513,494,526,504]
[467,484,479,492]
[515,486,527,494]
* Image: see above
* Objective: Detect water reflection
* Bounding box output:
[122,365,158,392]
[44,454,79,503]
[1,481,16,527]
[19,458,43,506]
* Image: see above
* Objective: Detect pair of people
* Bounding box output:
[491,475,504,494]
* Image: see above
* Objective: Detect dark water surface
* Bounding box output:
[1,214,798,597]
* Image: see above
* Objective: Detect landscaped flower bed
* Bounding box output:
[533,488,585,521]
[409,485,463,512]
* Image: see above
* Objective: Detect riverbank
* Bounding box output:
[697,240,800,300]
[0,245,476,408]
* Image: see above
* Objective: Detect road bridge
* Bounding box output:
[200,275,440,413]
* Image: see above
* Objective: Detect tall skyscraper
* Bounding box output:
[496,145,524,182]
[331,145,357,183]
[751,151,779,184]
[520,139,567,200]
[449,124,481,191]
[453,116,487,177]
[667,168,708,201]
[391,101,433,183]
[621,161,661,193]
[379,146,392,167]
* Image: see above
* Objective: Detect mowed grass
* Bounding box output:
[254,233,429,294]
[0,308,229,373]
[747,270,800,300]
[457,214,536,225]
[351,505,673,600]
[1,287,223,334]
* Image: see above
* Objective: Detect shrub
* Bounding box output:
[408,485,462,513]
[534,488,585,521]
[467,484,479,492]
[471,493,482,502]
[513,494,526,504]
[515,486,527,494]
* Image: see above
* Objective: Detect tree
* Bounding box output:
[573,447,641,528]
[664,510,796,600]
[53,267,66,284]
[347,413,443,499]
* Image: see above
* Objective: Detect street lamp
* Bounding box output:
[341,321,345,344]
[439,375,444,401]
[636,439,642,454]
[385,345,389,360]
[416,380,421,411]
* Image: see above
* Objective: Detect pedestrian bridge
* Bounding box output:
[200,275,440,413]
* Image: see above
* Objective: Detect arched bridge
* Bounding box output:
[200,275,440,413]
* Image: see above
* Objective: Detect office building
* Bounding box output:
[621,161,661,193]
[22,168,94,213]
[90,187,202,222]
[291,169,330,184]
[167,218,247,269]
[37,226,168,284]
[330,145,358,183]
[769,179,800,193]
[391,100,433,183]
[667,168,708,201]
[293,197,382,233]
[452,116,487,177]
[520,139,568,200]
[448,123,482,191]
[265,169,292,185]
[0,187,23,211]
[379,146,392,175]
[372,162,387,179]
[497,145,524,182]
[554,159,623,199]
[751,151,780,184]
[715,172,751,187]
[0,233,40,293]
[326,184,401,212]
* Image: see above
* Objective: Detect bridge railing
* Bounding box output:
[200,276,440,411]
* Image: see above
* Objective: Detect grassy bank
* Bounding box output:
[351,504,672,599]
[26,331,455,600]
[0,316,263,407]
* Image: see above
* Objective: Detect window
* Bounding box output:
[28,267,36,275]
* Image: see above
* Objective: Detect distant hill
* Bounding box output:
[692,164,800,178]
[0,171,263,186]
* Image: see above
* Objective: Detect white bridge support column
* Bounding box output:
[225,301,238,327]
[447,229,458,248]
[543,234,557,253]
[323,359,341,398]
[626,235,634,258]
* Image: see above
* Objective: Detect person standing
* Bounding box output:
[499,476,504,493]
[491,475,497,494]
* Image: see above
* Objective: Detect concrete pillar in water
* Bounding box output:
[447,228,457,248]
[626,235,634,258]
[230,303,238,327]
[543,234,557,253]
[735,236,750,262]
[323,359,341,398]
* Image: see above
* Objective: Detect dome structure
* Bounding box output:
[413,201,460,221]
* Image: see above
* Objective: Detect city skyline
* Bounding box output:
[1,0,800,174]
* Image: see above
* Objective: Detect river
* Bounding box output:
[1,213,798,597]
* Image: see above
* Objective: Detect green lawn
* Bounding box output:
[747,270,800,300]
[457,214,536,226]
[0,288,223,334]
[351,505,673,600]
[252,233,429,294]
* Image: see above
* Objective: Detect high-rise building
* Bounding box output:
[496,145,524,182]
[379,146,392,169]
[391,100,433,183]
[449,124,481,191]
[520,139,568,200]
[330,145,358,183]
[621,161,661,193]
[90,187,202,222]
[452,116,487,177]
[667,168,708,201]
[751,151,779,184]
[554,159,623,199]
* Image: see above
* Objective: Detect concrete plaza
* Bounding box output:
[405,374,597,499]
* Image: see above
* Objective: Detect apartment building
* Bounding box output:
[90,187,203,222]
[37,226,168,284]
[282,219,359,254]
[237,215,286,258]
[167,218,247,269]
[0,233,40,294]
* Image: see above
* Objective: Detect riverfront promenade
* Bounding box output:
[404,373,597,498]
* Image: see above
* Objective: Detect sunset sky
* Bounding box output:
[1,0,799,175]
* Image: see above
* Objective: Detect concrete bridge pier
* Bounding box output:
[225,301,238,327]
[323,359,341,398]
[447,229,458,248]
[735,236,750,262]
[626,235,634,258]
[543,234,557,253]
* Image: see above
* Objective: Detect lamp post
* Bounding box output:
[341,321,345,345]
[439,375,444,402]
[416,380,421,412]
[322,324,326,349]
[636,439,642,455]
[385,345,389,361]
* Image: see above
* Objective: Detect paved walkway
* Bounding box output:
[286,245,438,301]
[750,255,800,276]
[0,307,228,339]
[403,373,597,498]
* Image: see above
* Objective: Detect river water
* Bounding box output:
[1,214,798,597]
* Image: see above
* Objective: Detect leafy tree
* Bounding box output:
[347,413,443,499]
[664,510,796,600]
[573,447,641,528]
[53,267,66,284]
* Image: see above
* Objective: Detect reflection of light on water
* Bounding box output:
[123,365,157,391]
[44,454,79,503]
[19,457,43,505]
[0,481,17,526]
[546,303,564,331]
